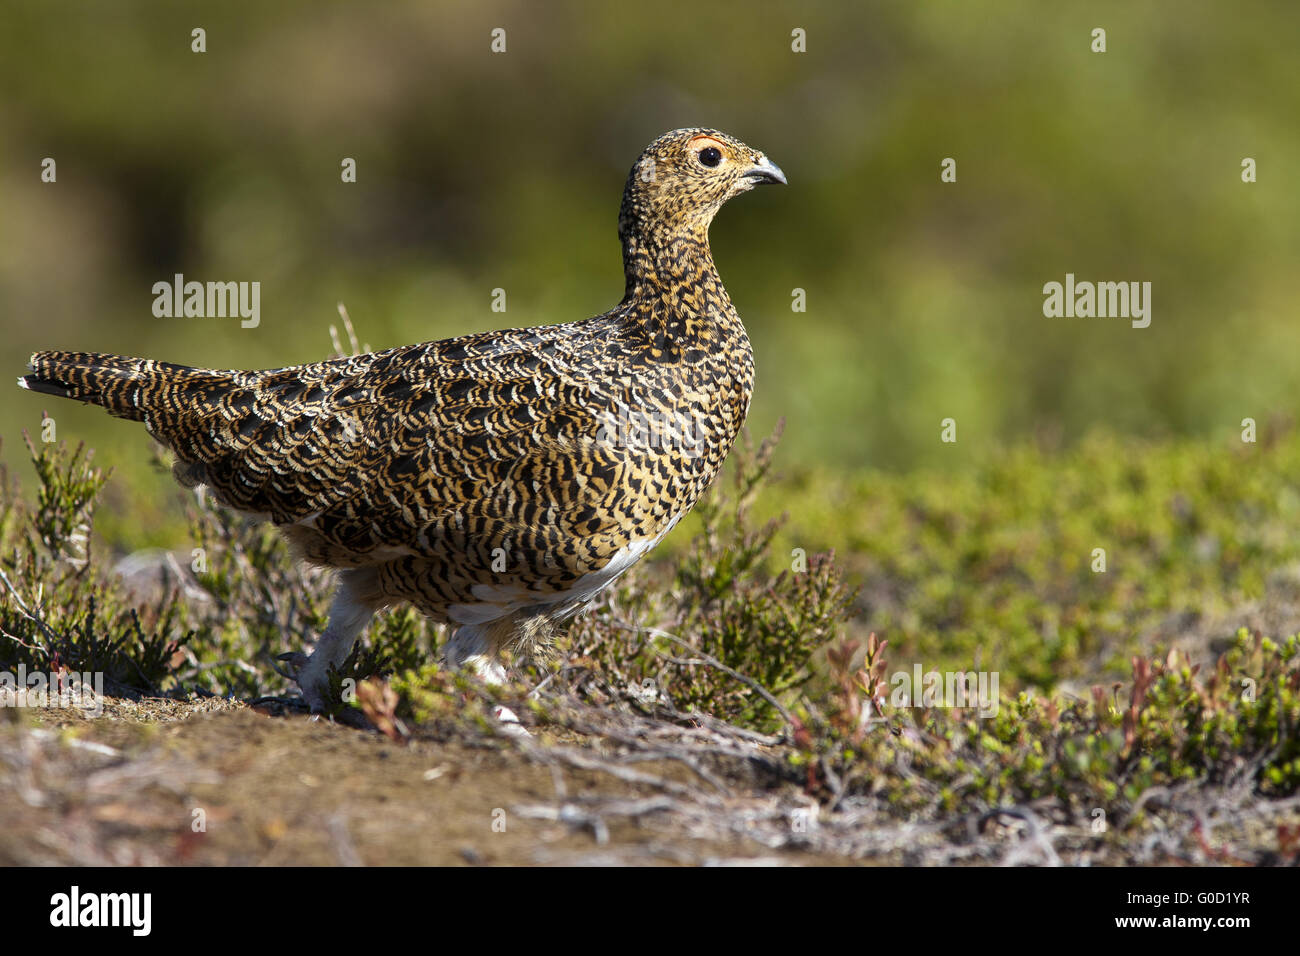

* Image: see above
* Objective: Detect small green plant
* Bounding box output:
[806,628,1299,821]
[0,432,190,694]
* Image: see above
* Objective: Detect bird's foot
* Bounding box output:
[492,704,531,738]
[272,651,307,681]
[438,652,530,736]
[275,651,329,713]
[472,661,531,736]
[466,654,509,686]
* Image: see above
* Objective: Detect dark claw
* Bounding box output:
[273,651,309,681]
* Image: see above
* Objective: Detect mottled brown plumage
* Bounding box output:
[18,128,786,707]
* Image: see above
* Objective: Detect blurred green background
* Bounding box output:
[1,0,1297,552]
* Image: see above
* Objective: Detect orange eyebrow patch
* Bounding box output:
[686,134,727,153]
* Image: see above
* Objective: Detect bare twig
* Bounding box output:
[613,622,795,732]
[0,566,61,651]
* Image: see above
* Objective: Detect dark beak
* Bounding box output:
[744,155,787,186]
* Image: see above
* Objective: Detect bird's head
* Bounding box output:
[619,128,786,245]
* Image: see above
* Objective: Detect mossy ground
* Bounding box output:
[1,421,1297,865]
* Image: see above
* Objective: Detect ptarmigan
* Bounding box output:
[18,128,786,709]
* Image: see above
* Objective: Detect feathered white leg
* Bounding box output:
[287,584,374,711]
[443,621,529,736]
[443,622,509,685]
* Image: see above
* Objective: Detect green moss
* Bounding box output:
[808,628,1298,826]
[747,426,1300,691]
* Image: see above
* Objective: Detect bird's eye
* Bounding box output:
[698,147,722,168]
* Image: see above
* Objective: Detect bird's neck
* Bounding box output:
[620,222,721,306]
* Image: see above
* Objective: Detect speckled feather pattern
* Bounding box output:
[20,128,783,671]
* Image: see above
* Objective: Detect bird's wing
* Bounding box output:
[139,322,666,577]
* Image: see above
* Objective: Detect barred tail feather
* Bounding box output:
[19,350,201,423]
